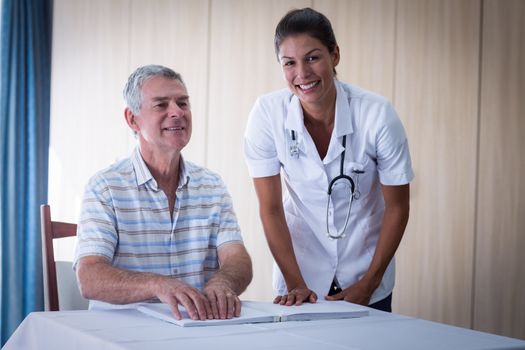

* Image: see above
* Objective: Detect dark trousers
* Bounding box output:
[328,279,392,312]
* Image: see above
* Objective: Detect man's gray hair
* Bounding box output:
[123,64,185,114]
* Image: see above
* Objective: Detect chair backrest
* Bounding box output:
[40,204,78,311]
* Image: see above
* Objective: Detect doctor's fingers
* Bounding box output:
[308,291,318,303]
[278,294,291,305]
[285,293,299,306]
[324,291,345,301]
[289,288,317,305]
[344,293,370,305]
[278,292,302,306]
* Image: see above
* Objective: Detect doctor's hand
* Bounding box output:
[274,286,318,306]
[324,279,374,305]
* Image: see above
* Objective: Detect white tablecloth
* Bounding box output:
[3,307,525,350]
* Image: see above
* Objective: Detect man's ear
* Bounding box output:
[124,108,140,133]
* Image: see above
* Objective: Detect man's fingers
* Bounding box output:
[190,294,210,320]
[204,297,213,319]
[274,295,282,304]
[226,293,235,319]
[207,291,220,319]
[217,292,227,319]
[234,296,242,317]
[177,293,199,320]
[168,298,183,320]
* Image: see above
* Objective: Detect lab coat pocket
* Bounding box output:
[346,157,377,204]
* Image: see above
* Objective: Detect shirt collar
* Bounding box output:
[178,156,190,188]
[131,147,190,189]
[132,147,154,187]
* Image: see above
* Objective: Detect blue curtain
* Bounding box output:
[0,0,53,345]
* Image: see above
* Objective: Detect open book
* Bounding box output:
[136,300,369,327]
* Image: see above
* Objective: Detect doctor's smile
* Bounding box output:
[297,80,320,92]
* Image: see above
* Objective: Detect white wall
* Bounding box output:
[49,0,525,339]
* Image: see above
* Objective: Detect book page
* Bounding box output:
[136,302,277,327]
[136,300,369,326]
[242,300,369,321]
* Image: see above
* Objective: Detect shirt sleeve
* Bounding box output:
[73,174,118,269]
[243,97,282,178]
[216,177,244,247]
[375,102,415,185]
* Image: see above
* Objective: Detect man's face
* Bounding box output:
[127,76,192,154]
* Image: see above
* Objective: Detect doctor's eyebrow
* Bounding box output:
[279,48,323,60]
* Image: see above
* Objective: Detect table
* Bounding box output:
[3,307,525,349]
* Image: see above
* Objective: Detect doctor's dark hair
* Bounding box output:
[274,8,338,59]
[123,64,186,114]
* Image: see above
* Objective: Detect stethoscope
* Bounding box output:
[289,131,364,240]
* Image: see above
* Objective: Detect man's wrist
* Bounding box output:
[206,274,236,293]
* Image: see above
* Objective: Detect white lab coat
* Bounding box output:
[244,80,414,304]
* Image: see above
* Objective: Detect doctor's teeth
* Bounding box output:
[300,81,318,90]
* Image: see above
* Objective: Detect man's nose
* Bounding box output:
[168,101,184,118]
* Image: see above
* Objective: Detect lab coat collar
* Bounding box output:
[284,80,354,137]
[284,95,308,154]
[284,80,353,163]
[284,94,305,133]
[322,80,354,164]
[334,79,354,137]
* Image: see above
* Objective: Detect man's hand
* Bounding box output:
[202,243,252,319]
[324,278,374,305]
[204,280,240,319]
[274,286,317,306]
[155,277,212,321]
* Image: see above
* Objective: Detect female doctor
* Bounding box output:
[243,8,414,312]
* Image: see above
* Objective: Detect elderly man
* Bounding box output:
[74,65,252,321]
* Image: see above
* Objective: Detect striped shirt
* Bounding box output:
[74,147,244,291]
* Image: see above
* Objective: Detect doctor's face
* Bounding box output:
[278,34,339,108]
[125,76,192,155]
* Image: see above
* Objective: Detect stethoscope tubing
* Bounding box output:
[288,131,362,240]
[326,135,354,239]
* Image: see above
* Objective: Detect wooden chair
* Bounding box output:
[40,204,78,311]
